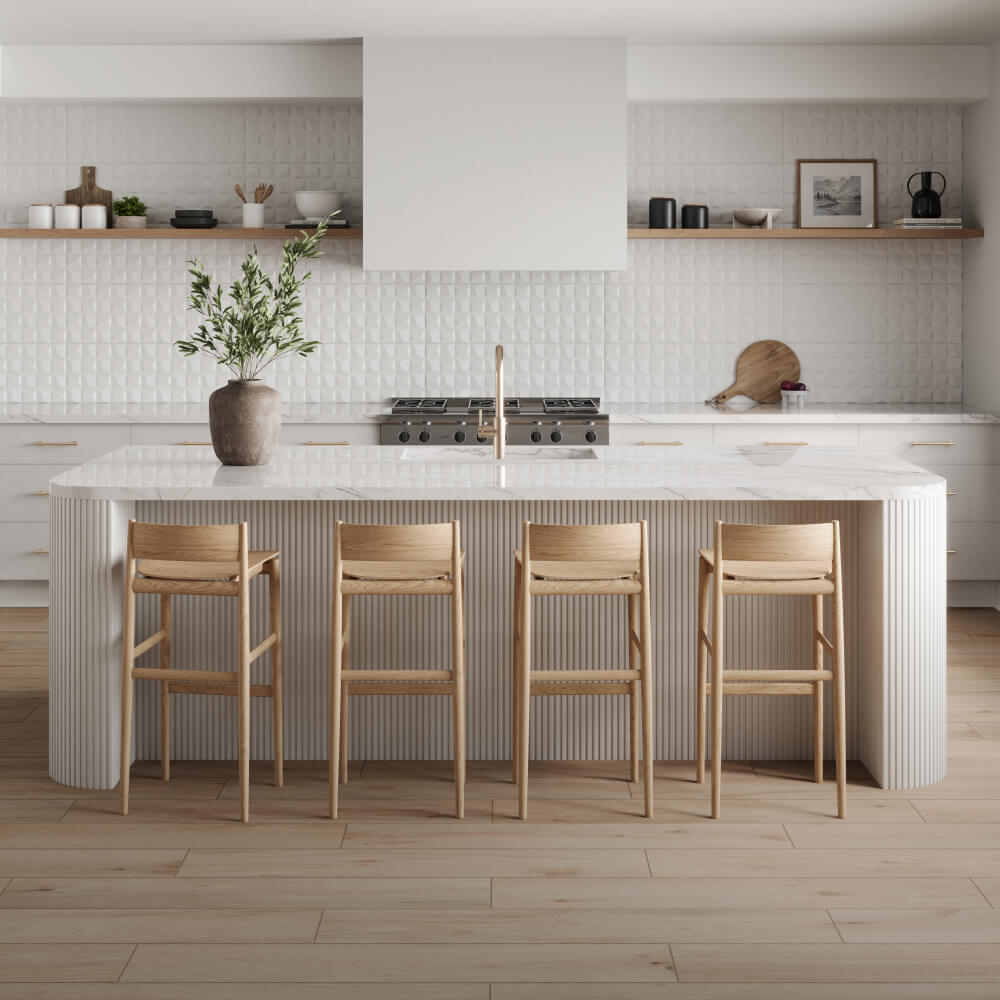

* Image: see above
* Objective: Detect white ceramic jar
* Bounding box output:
[81,204,108,230]
[54,204,81,229]
[242,203,265,228]
[28,204,54,229]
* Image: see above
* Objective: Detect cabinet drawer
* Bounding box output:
[923,465,1000,524]
[0,425,129,464]
[712,424,859,449]
[0,465,66,521]
[129,425,213,446]
[947,522,1000,581]
[859,425,1000,465]
[611,425,714,448]
[280,424,375,447]
[0,522,50,580]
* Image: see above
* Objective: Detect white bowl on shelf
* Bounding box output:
[294,191,342,220]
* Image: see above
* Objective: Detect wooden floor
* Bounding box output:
[0,607,998,997]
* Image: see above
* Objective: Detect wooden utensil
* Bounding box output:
[65,166,112,227]
[706,340,801,406]
[235,184,247,203]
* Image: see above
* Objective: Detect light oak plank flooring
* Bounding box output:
[0,607,997,991]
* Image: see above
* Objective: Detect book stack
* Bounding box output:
[891,217,963,229]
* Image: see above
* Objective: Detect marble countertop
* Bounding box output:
[50,444,944,502]
[1,401,997,425]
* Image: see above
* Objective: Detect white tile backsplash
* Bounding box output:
[0,100,964,406]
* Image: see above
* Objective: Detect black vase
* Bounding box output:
[648,196,676,229]
[907,171,947,219]
[681,204,709,229]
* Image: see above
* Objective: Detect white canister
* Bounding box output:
[242,203,265,228]
[28,204,54,229]
[81,204,108,230]
[54,204,81,229]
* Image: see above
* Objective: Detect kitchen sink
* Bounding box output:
[397,446,599,462]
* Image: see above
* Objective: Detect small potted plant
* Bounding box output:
[175,216,334,466]
[113,195,148,229]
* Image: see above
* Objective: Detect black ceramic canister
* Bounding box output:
[681,204,709,229]
[648,196,676,229]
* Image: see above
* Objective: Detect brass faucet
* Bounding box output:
[476,344,506,460]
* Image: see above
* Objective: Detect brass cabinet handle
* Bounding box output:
[946,491,957,497]
[177,441,212,446]
[33,440,78,447]
[763,441,808,446]
[31,548,48,555]
[911,441,956,447]
[304,441,349,446]
[639,441,683,446]
[32,490,49,497]
[946,549,956,555]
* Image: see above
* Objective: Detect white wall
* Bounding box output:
[963,42,1000,413]
[629,45,989,103]
[0,45,362,101]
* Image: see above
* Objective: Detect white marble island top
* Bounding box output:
[50,444,944,502]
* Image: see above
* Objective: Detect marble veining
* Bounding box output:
[50,444,944,502]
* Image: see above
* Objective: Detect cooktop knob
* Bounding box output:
[418,430,431,443]
[398,430,411,443]
[530,430,543,443]
[585,430,597,443]
[454,430,466,443]
[550,430,562,443]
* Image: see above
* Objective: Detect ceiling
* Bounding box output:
[0,0,999,45]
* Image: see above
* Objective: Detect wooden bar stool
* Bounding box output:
[513,520,654,820]
[330,521,466,820]
[696,520,847,819]
[120,520,283,824]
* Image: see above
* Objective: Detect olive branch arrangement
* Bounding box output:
[176,214,336,381]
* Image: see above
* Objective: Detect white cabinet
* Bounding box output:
[611,425,714,448]
[712,424,859,449]
[363,38,627,272]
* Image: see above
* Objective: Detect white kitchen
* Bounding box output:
[1,0,1000,993]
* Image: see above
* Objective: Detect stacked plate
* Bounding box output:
[170,209,218,230]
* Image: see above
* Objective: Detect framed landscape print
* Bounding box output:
[796,159,877,228]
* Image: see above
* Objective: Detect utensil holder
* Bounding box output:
[242,203,265,228]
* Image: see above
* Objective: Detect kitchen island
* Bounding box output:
[49,444,946,791]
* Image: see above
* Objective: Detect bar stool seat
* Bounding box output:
[513,521,654,820]
[697,549,831,583]
[138,550,279,581]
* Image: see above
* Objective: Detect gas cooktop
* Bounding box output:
[389,397,602,416]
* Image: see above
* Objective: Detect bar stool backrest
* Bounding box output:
[718,521,835,572]
[337,521,458,563]
[129,521,246,565]
[525,522,643,567]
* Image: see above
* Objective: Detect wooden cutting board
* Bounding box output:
[65,166,112,226]
[706,340,801,406]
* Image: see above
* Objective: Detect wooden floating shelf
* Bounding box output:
[0,226,362,240]
[627,227,984,240]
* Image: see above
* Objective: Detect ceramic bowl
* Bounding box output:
[294,191,342,219]
[733,208,781,227]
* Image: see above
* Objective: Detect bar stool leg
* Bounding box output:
[517,535,531,821]
[812,593,824,784]
[639,523,654,818]
[340,595,350,786]
[452,558,466,819]
[330,554,344,821]
[120,559,136,817]
[833,524,847,819]
[511,568,520,784]
[628,593,640,785]
[269,561,284,789]
[696,556,709,784]
[159,594,171,782]
[238,538,251,825]
[710,524,724,820]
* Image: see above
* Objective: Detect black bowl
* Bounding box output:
[174,209,215,219]
[170,218,219,229]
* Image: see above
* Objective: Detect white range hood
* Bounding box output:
[362,37,627,272]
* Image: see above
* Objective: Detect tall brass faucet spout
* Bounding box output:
[476,344,506,460]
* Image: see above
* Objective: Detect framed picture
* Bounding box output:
[796,159,877,229]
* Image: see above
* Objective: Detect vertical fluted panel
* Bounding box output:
[50,496,945,789]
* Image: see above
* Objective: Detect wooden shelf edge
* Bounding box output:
[0,227,363,240]
[627,227,984,240]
